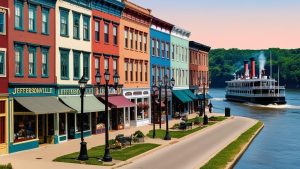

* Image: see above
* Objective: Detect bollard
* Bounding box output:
[225,107,231,117]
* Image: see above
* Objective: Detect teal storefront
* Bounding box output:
[8,85,73,153]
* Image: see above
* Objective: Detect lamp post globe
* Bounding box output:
[104,70,110,82]
[95,71,101,85]
[113,73,120,87]
[77,74,89,161]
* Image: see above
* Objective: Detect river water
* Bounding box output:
[208,88,300,169]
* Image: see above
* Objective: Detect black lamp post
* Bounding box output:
[202,78,208,125]
[151,84,158,138]
[163,75,175,140]
[95,70,119,162]
[77,75,89,161]
[158,77,162,129]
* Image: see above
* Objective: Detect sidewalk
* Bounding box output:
[1,112,207,169]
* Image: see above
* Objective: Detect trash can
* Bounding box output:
[225,107,231,117]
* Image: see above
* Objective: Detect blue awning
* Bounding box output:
[183,90,198,100]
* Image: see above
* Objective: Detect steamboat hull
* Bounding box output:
[226,94,286,105]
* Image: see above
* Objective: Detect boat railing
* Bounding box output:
[226,93,285,97]
[226,86,285,90]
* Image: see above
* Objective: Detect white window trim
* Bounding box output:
[0,49,6,77]
[0,9,6,35]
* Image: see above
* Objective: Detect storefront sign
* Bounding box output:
[58,88,94,96]
[9,87,55,97]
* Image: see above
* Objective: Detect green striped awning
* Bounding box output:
[172,90,193,103]
[183,90,198,100]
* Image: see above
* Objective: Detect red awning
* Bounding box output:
[100,96,136,108]
[155,100,165,107]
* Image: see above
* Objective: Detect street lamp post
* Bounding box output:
[77,75,89,161]
[164,76,175,140]
[151,84,158,138]
[202,78,208,125]
[158,78,162,129]
[95,71,119,162]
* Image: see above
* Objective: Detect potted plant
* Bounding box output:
[133,130,145,143]
[194,116,201,125]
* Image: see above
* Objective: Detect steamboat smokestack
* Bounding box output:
[250,57,255,79]
[244,60,249,78]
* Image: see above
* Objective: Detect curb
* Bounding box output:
[225,122,264,169]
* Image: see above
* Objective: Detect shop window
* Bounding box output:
[42,8,49,34]
[137,98,143,120]
[73,51,80,80]
[28,4,37,32]
[94,20,100,42]
[0,117,5,143]
[41,48,49,77]
[73,12,80,39]
[59,114,66,135]
[60,49,69,80]
[113,25,118,45]
[0,11,6,34]
[83,53,90,79]
[104,23,109,43]
[83,15,90,41]
[0,101,4,114]
[28,47,36,77]
[144,98,149,119]
[77,114,90,132]
[60,8,69,37]
[14,115,36,143]
[14,44,23,77]
[15,0,24,30]
[0,51,5,76]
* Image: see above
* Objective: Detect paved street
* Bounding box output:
[120,116,257,169]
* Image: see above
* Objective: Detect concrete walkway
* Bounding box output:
[120,116,257,169]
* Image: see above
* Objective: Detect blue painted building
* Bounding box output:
[150,17,173,123]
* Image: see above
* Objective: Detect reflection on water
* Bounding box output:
[209,88,300,169]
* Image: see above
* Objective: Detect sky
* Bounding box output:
[131,0,300,49]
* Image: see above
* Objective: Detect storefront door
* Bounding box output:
[67,113,75,139]
[38,114,54,144]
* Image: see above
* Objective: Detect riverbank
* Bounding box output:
[200,121,264,169]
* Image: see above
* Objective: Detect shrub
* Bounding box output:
[133,130,144,138]
[172,123,180,129]
[194,116,201,125]
[0,163,13,169]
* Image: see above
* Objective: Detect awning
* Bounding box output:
[98,96,135,108]
[197,94,213,99]
[14,97,74,114]
[59,95,106,113]
[183,90,198,100]
[172,90,193,103]
[155,100,165,107]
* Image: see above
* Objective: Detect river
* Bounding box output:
[208,88,300,169]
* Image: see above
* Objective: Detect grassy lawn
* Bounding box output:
[54,143,160,166]
[201,121,263,169]
[0,163,12,169]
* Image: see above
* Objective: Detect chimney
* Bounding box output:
[244,60,249,78]
[250,58,255,79]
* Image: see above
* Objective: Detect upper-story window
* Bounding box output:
[0,11,6,34]
[172,44,174,60]
[73,12,80,39]
[83,53,90,79]
[124,29,128,48]
[73,51,80,79]
[140,62,143,82]
[14,45,23,76]
[28,47,36,77]
[104,23,109,43]
[104,58,109,72]
[60,9,69,37]
[143,34,147,52]
[156,40,160,56]
[135,62,138,81]
[28,4,37,32]
[113,59,117,74]
[15,1,24,30]
[95,57,100,74]
[130,62,133,81]
[129,31,133,49]
[60,49,69,80]
[161,42,165,58]
[83,15,90,41]
[113,25,118,45]
[151,39,155,56]
[145,62,148,81]
[0,51,5,76]
[124,61,128,81]
[42,8,49,34]
[95,21,100,42]
[139,33,142,51]
[152,65,156,84]
[166,43,170,59]
[41,48,49,77]
[135,31,138,50]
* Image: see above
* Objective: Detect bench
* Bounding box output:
[115,134,132,146]
[179,122,193,130]
[186,122,193,129]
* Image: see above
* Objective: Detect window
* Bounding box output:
[95,57,100,74]
[73,51,80,79]
[130,62,133,81]
[152,65,156,83]
[60,9,69,36]
[140,62,143,81]
[94,21,100,41]
[124,29,128,48]
[41,48,48,77]
[104,58,109,72]
[104,23,109,43]
[139,33,142,51]
[145,63,148,81]
[172,44,174,60]
[15,1,23,30]
[152,39,155,56]
[135,31,138,50]
[113,59,117,74]
[73,12,80,39]
[14,45,23,76]
[0,11,6,34]
[167,68,170,79]
[28,5,37,32]
[83,15,90,41]
[125,61,128,81]
[156,40,159,56]
[0,52,5,76]
[42,8,49,34]
[113,25,118,45]
[162,67,165,82]
[14,115,36,143]
[166,43,170,59]
[143,34,147,52]
[83,53,90,79]
[130,31,133,49]
[60,49,69,79]
[28,48,36,77]
[161,42,165,58]
[76,114,90,132]
[135,62,138,81]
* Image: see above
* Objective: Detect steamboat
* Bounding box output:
[225,57,286,105]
